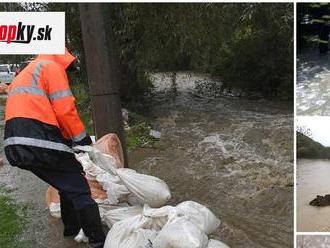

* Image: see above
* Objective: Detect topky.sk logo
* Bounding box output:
[0,22,53,44]
[0,12,65,54]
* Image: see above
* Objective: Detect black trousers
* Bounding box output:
[5,144,106,244]
[30,166,94,210]
[5,144,95,210]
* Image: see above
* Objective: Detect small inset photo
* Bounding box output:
[297,235,330,247]
[297,116,330,231]
[297,3,330,115]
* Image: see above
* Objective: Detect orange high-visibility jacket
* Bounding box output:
[4,49,90,154]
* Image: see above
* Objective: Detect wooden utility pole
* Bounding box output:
[79,3,128,167]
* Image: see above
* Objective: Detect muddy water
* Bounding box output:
[297,159,330,232]
[129,73,293,247]
[0,73,293,248]
[297,48,330,115]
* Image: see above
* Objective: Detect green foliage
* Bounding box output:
[0,188,30,248]
[70,83,94,135]
[111,3,293,99]
[0,3,293,100]
[126,122,157,151]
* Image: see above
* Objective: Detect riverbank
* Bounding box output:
[297,159,330,232]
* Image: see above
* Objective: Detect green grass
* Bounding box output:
[0,188,30,248]
[126,122,158,151]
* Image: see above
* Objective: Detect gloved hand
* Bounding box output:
[74,135,92,146]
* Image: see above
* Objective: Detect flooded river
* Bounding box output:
[297,159,330,232]
[0,73,293,247]
[297,48,330,115]
[131,73,293,247]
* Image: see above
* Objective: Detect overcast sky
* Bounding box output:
[297,116,330,147]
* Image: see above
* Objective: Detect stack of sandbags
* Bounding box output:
[45,133,126,216]
[45,133,229,247]
[75,152,131,205]
[46,133,171,217]
[104,202,229,248]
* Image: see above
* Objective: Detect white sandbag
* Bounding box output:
[89,149,118,174]
[75,152,104,180]
[127,194,143,206]
[104,205,176,248]
[104,215,158,248]
[116,168,171,208]
[99,203,130,222]
[84,163,106,181]
[96,173,130,204]
[142,205,175,231]
[103,206,143,227]
[153,217,209,248]
[49,202,61,218]
[74,229,89,243]
[207,239,230,248]
[175,201,220,234]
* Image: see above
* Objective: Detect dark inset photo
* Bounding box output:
[297,3,330,115]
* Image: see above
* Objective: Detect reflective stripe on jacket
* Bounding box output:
[4,49,91,154]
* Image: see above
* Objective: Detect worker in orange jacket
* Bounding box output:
[4,48,105,247]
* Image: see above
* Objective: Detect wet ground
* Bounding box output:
[297,159,330,232]
[297,48,330,115]
[0,73,293,247]
[297,235,330,247]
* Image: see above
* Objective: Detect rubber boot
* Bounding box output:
[78,202,105,248]
[60,195,80,236]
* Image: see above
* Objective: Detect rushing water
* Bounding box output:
[130,72,293,247]
[0,73,293,247]
[297,48,330,115]
[297,159,330,232]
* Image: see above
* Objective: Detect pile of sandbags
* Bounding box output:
[46,133,229,247]
[73,148,171,208]
[104,202,228,248]
[93,133,124,167]
[45,134,125,216]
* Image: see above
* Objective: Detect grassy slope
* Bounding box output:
[297,132,330,159]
